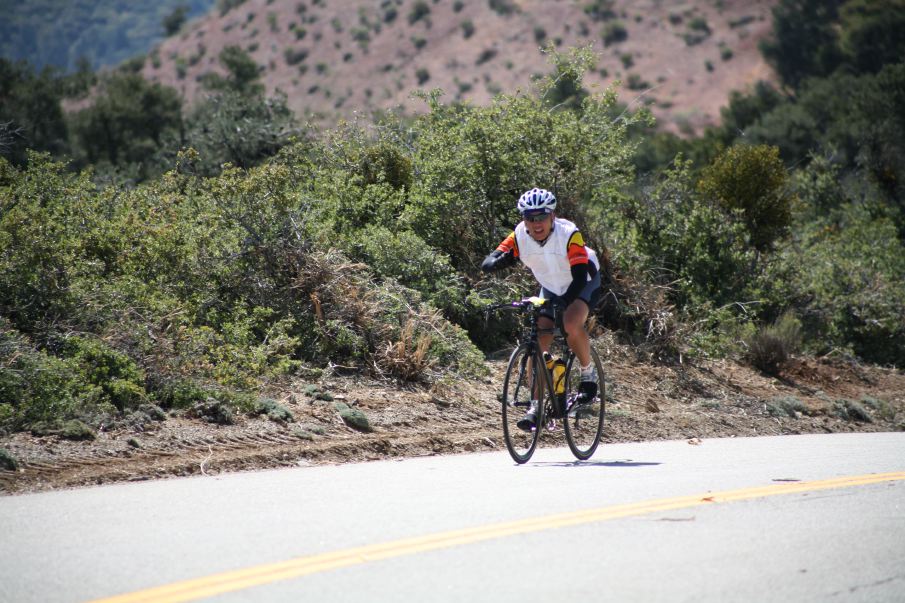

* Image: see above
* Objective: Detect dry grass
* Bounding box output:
[379,320,434,381]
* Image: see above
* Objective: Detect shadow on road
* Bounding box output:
[527,460,662,468]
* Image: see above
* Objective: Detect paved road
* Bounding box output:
[1,433,904,603]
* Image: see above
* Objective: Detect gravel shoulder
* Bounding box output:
[2,339,903,495]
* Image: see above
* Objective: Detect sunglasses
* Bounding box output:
[523,213,551,223]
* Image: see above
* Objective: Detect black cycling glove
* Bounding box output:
[481,250,516,273]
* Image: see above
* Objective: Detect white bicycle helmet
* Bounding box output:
[517,188,557,215]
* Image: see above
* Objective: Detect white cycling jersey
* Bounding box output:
[513,218,599,296]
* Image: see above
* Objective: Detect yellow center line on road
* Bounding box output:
[89,471,905,603]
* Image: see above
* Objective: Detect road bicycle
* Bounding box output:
[485,297,605,463]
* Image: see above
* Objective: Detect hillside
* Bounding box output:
[144,0,778,135]
[0,0,215,72]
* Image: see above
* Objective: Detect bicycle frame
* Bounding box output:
[486,297,572,423]
[486,296,606,462]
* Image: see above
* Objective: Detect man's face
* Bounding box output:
[523,211,554,241]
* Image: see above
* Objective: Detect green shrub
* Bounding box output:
[698,144,793,252]
[352,226,466,320]
[745,312,801,375]
[60,419,96,440]
[602,22,627,45]
[584,0,616,21]
[0,448,19,470]
[284,48,308,65]
[488,0,517,16]
[255,398,294,423]
[360,143,413,191]
[0,322,82,430]
[476,48,498,65]
[335,402,372,432]
[774,177,905,365]
[218,0,247,16]
[163,6,189,37]
[616,158,759,309]
[766,395,808,418]
[833,399,872,423]
[408,1,430,24]
[63,336,147,411]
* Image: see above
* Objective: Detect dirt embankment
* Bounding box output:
[2,336,903,495]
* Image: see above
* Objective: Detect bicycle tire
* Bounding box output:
[562,346,605,460]
[501,344,546,463]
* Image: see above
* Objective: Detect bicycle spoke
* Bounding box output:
[501,346,543,463]
[563,347,605,460]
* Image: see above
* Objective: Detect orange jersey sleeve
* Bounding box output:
[496,232,519,258]
[567,231,589,267]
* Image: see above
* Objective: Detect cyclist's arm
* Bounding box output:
[561,231,592,305]
[481,232,518,273]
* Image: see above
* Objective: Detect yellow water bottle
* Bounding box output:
[552,358,567,396]
[544,351,566,396]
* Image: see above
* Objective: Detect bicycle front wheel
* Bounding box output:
[501,344,545,464]
[563,346,605,460]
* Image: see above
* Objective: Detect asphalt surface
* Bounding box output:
[1,433,904,602]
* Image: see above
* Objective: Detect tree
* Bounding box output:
[187,46,297,173]
[200,46,263,95]
[163,5,189,37]
[839,0,905,75]
[760,0,845,89]
[186,91,298,173]
[0,59,69,165]
[68,72,183,176]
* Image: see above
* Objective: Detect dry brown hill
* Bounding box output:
[143,0,778,135]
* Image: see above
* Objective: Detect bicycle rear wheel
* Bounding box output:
[501,344,546,464]
[563,346,605,460]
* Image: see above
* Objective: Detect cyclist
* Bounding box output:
[481,188,601,431]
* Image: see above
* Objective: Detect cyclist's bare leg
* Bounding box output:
[563,300,591,368]
[533,316,555,401]
[537,316,555,355]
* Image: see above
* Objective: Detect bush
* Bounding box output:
[775,201,905,365]
[489,0,518,16]
[352,226,466,320]
[745,312,801,375]
[60,419,96,440]
[584,0,616,21]
[255,398,294,423]
[0,448,18,471]
[766,395,808,418]
[833,399,872,423]
[63,336,147,411]
[408,1,430,24]
[0,320,82,430]
[602,22,627,45]
[698,144,793,252]
[192,398,235,425]
[163,5,189,37]
[615,158,759,309]
[284,48,308,65]
[335,402,372,432]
